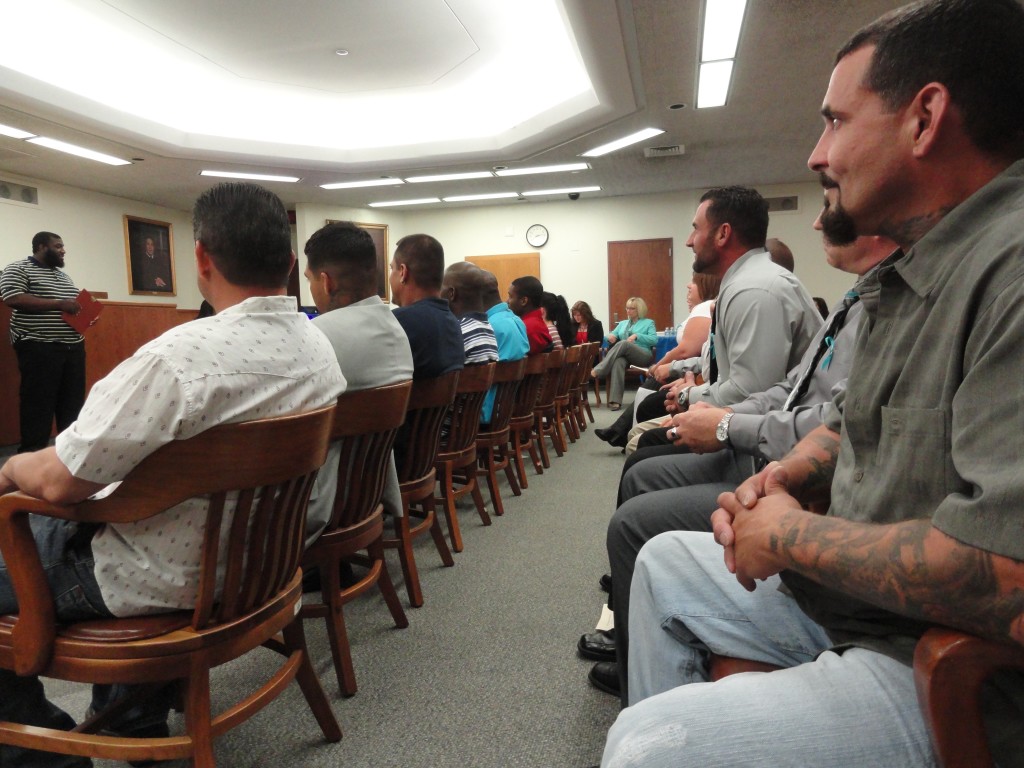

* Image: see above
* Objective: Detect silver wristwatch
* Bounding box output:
[715,412,734,445]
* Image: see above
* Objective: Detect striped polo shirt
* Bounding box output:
[0,257,83,344]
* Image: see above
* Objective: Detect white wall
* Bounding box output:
[3,175,855,324]
[366,180,850,325]
[0,173,197,307]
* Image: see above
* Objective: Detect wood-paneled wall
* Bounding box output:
[1,300,196,447]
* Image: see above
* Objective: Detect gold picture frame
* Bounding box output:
[124,215,176,296]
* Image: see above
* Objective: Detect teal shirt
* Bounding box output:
[609,317,657,354]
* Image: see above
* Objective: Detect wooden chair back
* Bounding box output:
[0,407,341,764]
[483,357,526,433]
[395,370,461,484]
[440,362,496,456]
[535,349,566,410]
[510,353,548,423]
[324,381,413,532]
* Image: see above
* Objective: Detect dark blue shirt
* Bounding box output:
[393,296,464,380]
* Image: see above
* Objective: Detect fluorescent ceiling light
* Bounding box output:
[26,136,130,165]
[494,163,590,177]
[442,192,520,203]
[581,128,664,157]
[702,0,747,61]
[405,171,494,183]
[200,170,299,182]
[0,122,35,139]
[320,178,404,190]
[521,186,601,197]
[368,197,441,208]
[697,60,734,109]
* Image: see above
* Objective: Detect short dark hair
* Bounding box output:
[192,182,292,288]
[838,0,1024,158]
[511,276,544,308]
[305,221,378,295]
[394,234,444,291]
[32,232,61,252]
[699,186,769,249]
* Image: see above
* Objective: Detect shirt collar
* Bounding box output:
[896,158,1024,299]
[218,295,298,316]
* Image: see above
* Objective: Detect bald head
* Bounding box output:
[480,270,502,309]
[442,261,489,316]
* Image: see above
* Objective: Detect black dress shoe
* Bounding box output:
[588,661,621,696]
[578,630,616,662]
[599,573,612,593]
[594,427,628,448]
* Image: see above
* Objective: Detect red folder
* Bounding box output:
[62,289,103,333]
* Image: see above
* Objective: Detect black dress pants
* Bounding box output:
[14,340,86,453]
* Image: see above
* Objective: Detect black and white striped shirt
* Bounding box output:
[0,257,83,344]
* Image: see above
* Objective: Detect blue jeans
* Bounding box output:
[0,516,111,767]
[602,531,936,767]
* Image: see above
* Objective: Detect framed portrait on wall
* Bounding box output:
[124,215,175,295]
[328,220,389,302]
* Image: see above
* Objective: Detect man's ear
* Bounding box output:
[318,268,337,296]
[908,82,951,158]
[714,222,732,248]
[194,240,213,280]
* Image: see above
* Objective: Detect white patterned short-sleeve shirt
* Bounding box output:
[55,295,346,616]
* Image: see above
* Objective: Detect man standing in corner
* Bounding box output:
[507,275,552,355]
[0,183,346,768]
[1,232,85,454]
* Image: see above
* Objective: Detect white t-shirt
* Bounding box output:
[56,295,346,616]
[675,299,714,345]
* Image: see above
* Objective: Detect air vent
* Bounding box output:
[0,178,39,206]
[643,144,685,158]
[765,195,798,213]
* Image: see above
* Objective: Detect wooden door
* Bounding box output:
[607,239,673,332]
[466,253,541,301]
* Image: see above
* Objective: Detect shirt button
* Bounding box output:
[854,468,864,482]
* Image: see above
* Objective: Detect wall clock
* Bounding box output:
[526,223,549,248]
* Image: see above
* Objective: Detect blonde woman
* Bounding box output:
[591,297,657,410]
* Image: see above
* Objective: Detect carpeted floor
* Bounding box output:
[41,397,635,767]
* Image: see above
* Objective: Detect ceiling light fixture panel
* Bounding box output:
[404,171,494,183]
[494,162,590,177]
[200,170,299,182]
[26,136,131,165]
[696,0,747,109]
[0,122,36,139]
[320,178,404,190]
[581,128,664,157]
[368,197,441,208]
[521,186,601,197]
[442,192,520,202]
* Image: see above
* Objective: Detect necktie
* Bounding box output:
[707,305,718,384]
[782,290,859,411]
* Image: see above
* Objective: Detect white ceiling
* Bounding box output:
[0,0,903,213]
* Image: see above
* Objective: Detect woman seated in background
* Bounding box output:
[541,291,574,350]
[571,300,604,344]
[646,272,720,382]
[590,297,657,410]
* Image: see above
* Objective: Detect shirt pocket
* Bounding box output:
[877,406,949,500]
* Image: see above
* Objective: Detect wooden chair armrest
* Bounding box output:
[913,627,1024,768]
[0,494,68,674]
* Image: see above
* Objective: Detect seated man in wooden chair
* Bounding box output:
[601,2,1024,765]
[0,181,346,768]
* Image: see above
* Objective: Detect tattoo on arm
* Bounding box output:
[773,516,1024,645]
[783,428,840,503]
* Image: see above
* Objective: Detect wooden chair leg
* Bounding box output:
[391,513,424,608]
[321,557,358,696]
[369,539,408,629]
[465,463,491,526]
[509,430,529,489]
[481,446,505,515]
[437,462,464,553]
[183,658,216,768]
[533,413,551,468]
[282,620,343,742]
[548,413,565,457]
[501,444,522,497]
[424,492,455,566]
[591,376,602,405]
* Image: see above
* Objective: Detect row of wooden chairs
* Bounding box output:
[0,342,605,766]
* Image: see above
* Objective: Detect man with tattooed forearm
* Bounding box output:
[600,1,1024,767]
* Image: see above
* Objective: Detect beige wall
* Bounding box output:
[4,175,854,326]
